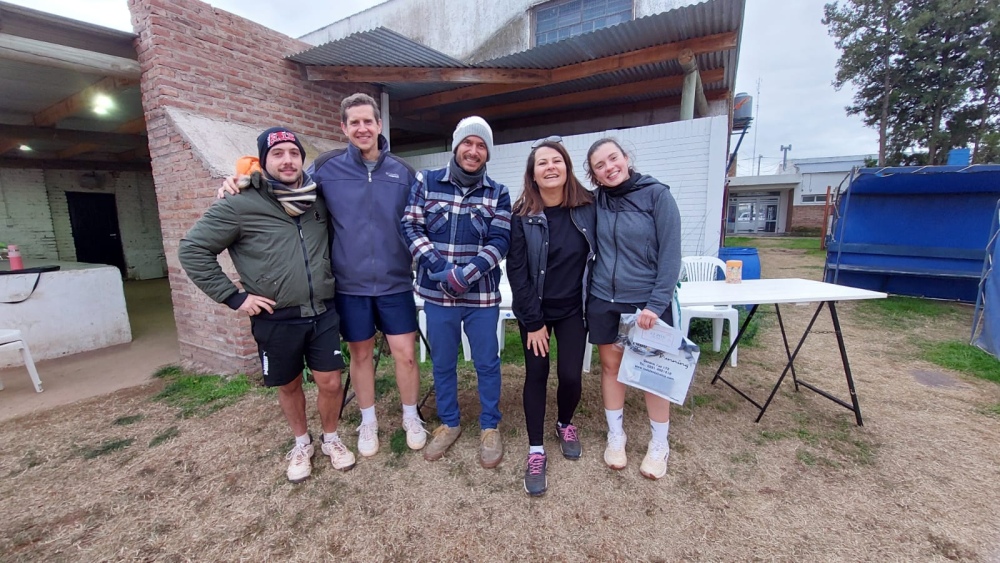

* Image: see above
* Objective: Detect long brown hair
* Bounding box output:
[514,141,593,216]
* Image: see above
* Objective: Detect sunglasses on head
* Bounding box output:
[531,135,563,149]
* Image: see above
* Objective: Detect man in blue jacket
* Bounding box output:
[402,116,512,468]
[310,93,425,458]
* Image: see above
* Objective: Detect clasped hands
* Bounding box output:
[427,264,470,298]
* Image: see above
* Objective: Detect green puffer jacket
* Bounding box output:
[178,172,335,318]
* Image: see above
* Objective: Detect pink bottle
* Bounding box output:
[7,245,23,271]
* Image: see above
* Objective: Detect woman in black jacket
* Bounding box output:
[506,138,595,496]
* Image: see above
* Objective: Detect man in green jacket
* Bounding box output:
[179,127,355,483]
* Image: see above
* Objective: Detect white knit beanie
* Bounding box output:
[451,116,494,162]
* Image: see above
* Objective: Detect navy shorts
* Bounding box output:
[250,307,345,387]
[586,295,674,345]
[334,290,419,342]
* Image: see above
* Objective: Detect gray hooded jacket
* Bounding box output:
[590,172,681,317]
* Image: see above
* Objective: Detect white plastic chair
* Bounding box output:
[679,256,738,367]
[0,329,43,393]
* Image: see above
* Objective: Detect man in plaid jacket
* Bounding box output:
[401,116,512,469]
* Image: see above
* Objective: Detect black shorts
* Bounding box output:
[250,306,346,387]
[586,295,674,345]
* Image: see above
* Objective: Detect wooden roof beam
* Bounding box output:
[492,89,729,132]
[396,31,737,115]
[0,124,146,147]
[306,65,551,84]
[59,117,147,158]
[0,157,150,171]
[436,67,725,123]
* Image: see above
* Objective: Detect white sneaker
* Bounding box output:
[402,416,428,450]
[321,436,356,470]
[285,442,314,483]
[604,431,627,470]
[640,439,670,480]
[356,422,379,457]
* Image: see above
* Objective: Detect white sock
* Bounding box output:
[529,445,545,455]
[295,433,311,446]
[323,431,340,443]
[361,406,377,426]
[402,403,418,420]
[605,408,624,435]
[650,420,670,444]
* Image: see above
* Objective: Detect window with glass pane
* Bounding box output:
[534,0,633,46]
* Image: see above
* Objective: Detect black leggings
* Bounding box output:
[520,312,588,446]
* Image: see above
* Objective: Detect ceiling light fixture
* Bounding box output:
[18,145,32,151]
[93,94,114,115]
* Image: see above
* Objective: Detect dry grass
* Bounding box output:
[2,243,1000,561]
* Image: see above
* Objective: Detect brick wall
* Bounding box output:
[45,170,166,279]
[789,204,825,232]
[0,169,58,260]
[128,0,371,374]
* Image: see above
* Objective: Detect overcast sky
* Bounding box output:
[8,0,879,174]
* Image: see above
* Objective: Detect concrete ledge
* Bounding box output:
[0,262,131,367]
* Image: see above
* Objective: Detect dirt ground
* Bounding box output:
[1,242,998,561]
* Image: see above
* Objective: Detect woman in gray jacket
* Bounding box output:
[584,138,682,480]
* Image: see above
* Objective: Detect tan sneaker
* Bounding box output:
[285,442,314,483]
[402,416,428,450]
[639,439,670,480]
[321,436,356,471]
[604,431,627,470]
[423,424,462,461]
[480,428,504,469]
[357,421,379,457]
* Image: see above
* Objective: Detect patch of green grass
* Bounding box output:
[795,448,817,466]
[153,365,184,378]
[112,414,145,426]
[692,394,713,407]
[855,296,958,323]
[80,438,135,459]
[921,340,1000,384]
[153,370,253,418]
[981,404,1000,417]
[388,428,408,456]
[149,427,180,448]
[374,374,396,398]
[724,237,757,248]
[750,429,791,445]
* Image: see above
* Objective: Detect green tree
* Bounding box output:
[824,0,1000,165]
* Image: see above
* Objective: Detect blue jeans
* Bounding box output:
[424,302,502,429]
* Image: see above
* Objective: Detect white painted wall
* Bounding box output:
[0,169,59,260]
[406,116,729,257]
[45,170,166,280]
[796,170,853,205]
[301,0,704,61]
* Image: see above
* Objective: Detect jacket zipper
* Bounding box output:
[296,216,319,317]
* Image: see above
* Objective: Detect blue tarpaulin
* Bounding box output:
[825,165,1000,302]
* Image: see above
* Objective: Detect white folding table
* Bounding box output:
[677,278,886,426]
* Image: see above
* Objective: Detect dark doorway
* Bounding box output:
[66,192,127,275]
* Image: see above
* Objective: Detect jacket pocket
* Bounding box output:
[426,201,450,234]
[470,206,494,239]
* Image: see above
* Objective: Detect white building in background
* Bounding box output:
[726,154,873,234]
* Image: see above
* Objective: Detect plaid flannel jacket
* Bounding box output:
[401,166,511,307]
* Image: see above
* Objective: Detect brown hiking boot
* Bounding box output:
[479,428,504,469]
[423,424,462,461]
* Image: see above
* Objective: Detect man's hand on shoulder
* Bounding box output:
[217,175,245,199]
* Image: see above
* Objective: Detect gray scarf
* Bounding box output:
[449,157,485,188]
[260,172,317,217]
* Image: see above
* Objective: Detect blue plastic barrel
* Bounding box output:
[718,247,761,280]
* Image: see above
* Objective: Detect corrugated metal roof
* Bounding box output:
[288,0,743,108]
[287,27,468,68]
